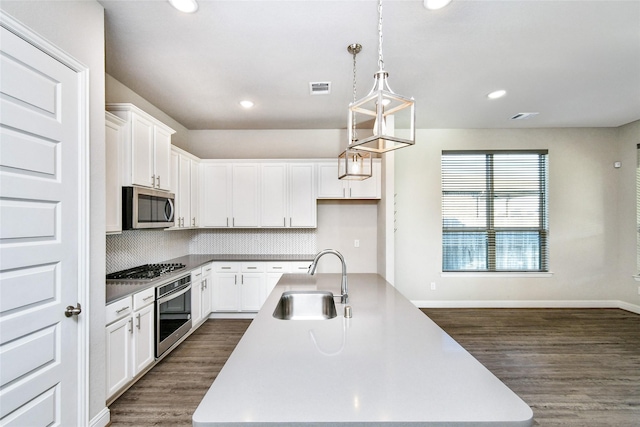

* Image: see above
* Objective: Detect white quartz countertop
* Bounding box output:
[193,273,533,426]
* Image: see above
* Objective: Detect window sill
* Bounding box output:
[441,272,554,278]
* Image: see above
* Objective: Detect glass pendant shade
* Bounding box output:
[348,71,415,153]
[338,149,372,180]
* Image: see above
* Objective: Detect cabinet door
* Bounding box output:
[190,159,200,227]
[191,268,203,324]
[232,164,259,227]
[154,126,172,191]
[240,273,263,311]
[348,160,381,199]
[317,162,344,198]
[201,163,231,227]
[105,113,123,234]
[201,264,213,317]
[132,305,155,376]
[106,316,132,399]
[212,273,240,311]
[289,163,316,227]
[261,163,287,227]
[178,155,191,226]
[131,113,155,188]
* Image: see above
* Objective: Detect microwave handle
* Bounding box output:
[164,198,175,222]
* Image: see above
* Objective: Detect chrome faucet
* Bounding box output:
[308,249,348,304]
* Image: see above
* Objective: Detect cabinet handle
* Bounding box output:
[152,175,156,187]
[290,217,292,227]
[136,313,141,329]
[241,275,244,284]
[143,295,154,301]
[349,188,352,198]
[272,267,282,270]
[232,218,235,227]
[203,279,207,289]
[226,218,229,227]
[284,217,286,227]
[157,175,161,188]
[247,267,257,270]
[116,306,130,314]
[234,275,237,285]
[128,318,133,334]
[192,217,196,227]
[343,188,345,198]
[221,266,231,270]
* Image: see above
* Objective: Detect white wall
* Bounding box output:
[0,0,107,421]
[189,129,346,159]
[106,74,190,150]
[394,126,639,309]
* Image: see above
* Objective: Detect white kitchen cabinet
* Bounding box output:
[317,159,381,199]
[201,163,232,227]
[171,146,201,228]
[105,287,155,400]
[106,103,175,191]
[232,163,260,227]
[105,111,125,234]
[191,263,213,326]
[106,314,131,399]
[261,163,316,228]
[211,262,265,312]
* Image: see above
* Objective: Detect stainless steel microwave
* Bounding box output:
[122,186,175,229]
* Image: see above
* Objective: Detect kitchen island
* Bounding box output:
[193,273,533,426]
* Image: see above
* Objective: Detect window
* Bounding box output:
[442,150,549,272]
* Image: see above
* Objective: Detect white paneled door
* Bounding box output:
[0,19,87,426]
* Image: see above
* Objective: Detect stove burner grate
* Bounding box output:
[106,263,186,281]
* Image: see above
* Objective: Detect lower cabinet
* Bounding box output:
[105,287,155,400]
[191,262,213,325]
[212,261,311,313]
[212,262,265,312]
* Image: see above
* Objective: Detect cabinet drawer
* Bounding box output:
[214,262,240,273]
[191,266,203,281]
[289,261,312,273]
[242,262,265,273]
[106,296,133,325]
[265,262,289,273]
[202,262,213,275]
[133,287,155,311]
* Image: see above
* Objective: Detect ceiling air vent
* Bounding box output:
[511,112,539,120]
[309,82,331,95]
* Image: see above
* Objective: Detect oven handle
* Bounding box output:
[157,283,191,305]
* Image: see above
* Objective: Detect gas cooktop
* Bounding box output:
[106,263,186,281]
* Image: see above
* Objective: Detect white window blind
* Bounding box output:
[442,150,549,272]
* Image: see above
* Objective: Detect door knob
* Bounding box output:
[65,303,82,317]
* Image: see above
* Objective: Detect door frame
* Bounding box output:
[0,11,90,426]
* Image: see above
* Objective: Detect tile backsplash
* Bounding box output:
[106,228,317,274]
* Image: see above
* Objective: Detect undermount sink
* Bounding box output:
[272,291,337,320]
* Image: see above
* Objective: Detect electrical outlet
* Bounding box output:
[354,239,360,248]
[430,282,436,291]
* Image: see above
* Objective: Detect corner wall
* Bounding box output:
[394,127,635,308]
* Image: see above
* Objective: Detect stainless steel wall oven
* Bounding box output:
[156,274,192,357]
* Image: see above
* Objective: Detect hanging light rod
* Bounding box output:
[348,0,416,154]
[339,43,373,181]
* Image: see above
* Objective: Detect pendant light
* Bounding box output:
[339,43,373,181]
[348,0,415,154]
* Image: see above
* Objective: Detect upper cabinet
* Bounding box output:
[201,161,316,228]
[106,103,175,191]
[170,146,200,228]
[317,159,381,199]
[105,112,125,234]
[261,163,316,228]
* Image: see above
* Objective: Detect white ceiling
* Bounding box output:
[100,0,640,130]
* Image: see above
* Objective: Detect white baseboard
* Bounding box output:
[412,299,640,315]
[89,407,110,427]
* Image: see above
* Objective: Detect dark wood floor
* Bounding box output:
[108,309,640,426]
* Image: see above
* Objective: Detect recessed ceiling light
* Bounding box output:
[424,0,452,11]
[168,0,198,13]
[239,100,254,109]
[487,90,507,100]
